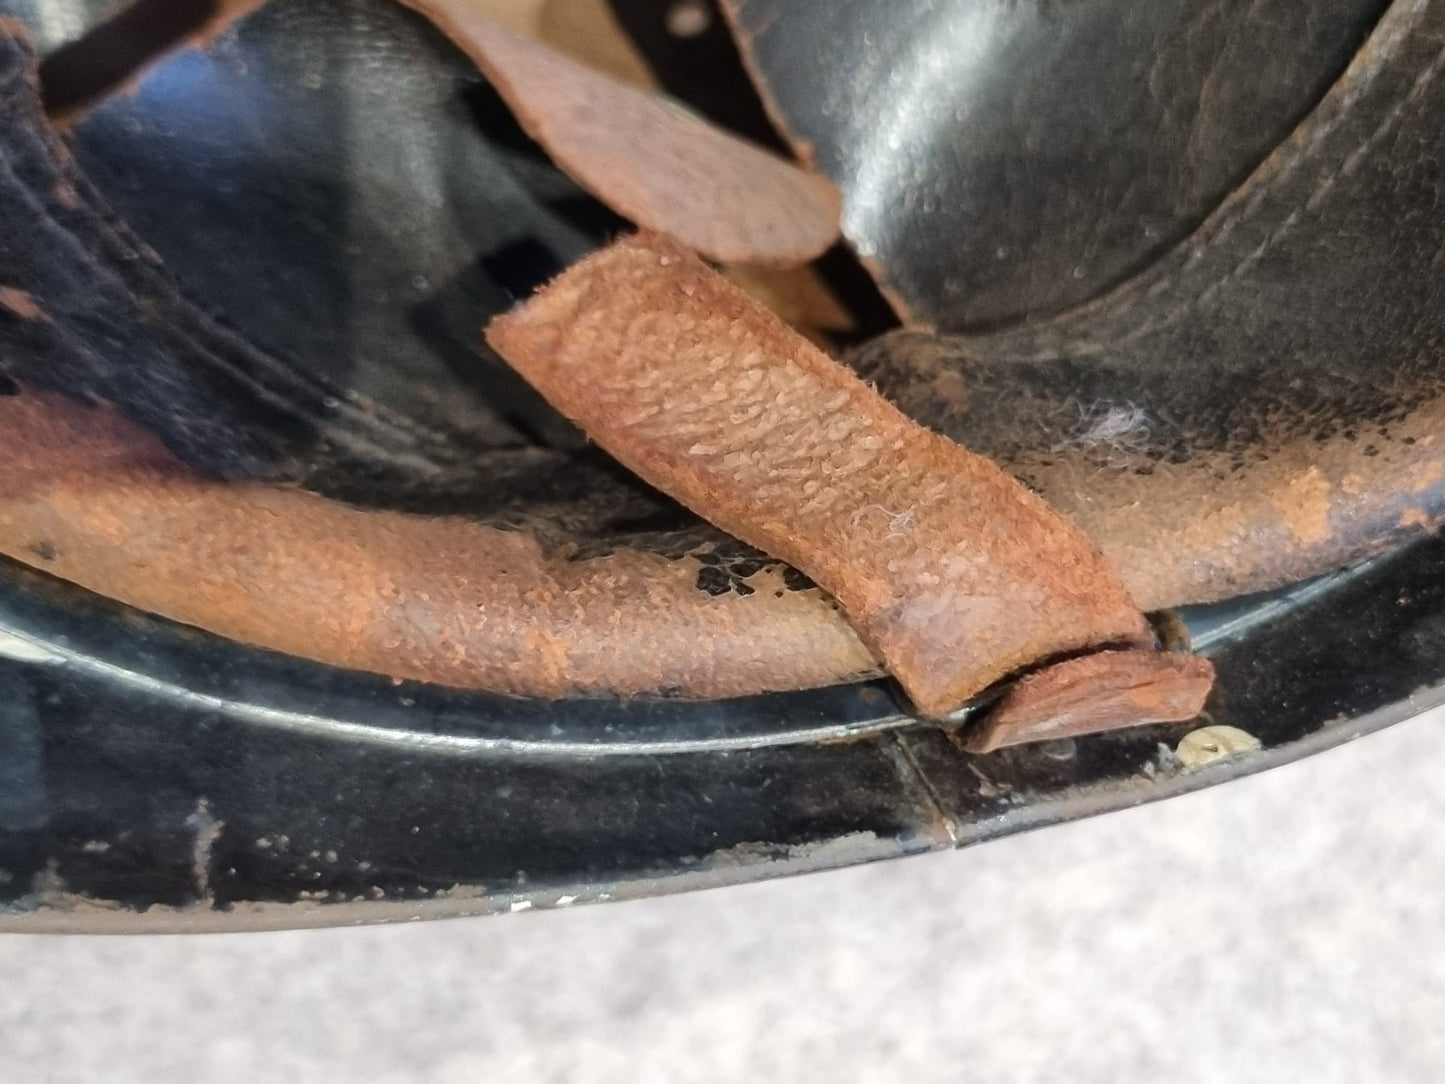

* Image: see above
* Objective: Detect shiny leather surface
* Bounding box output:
[726,0,1388,330]
[853,0,1445,608]
[1,0,620,479]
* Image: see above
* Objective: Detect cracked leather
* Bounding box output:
[2,0,1444,698]
[0,10,885,699]
[723,0,1389,329]
[486,233,1150,715]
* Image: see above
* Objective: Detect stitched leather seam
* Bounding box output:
[979,0,1440,362]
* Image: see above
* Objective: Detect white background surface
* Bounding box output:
[2,707,1443,1083]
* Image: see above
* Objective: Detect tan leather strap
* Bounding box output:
[487,234,1154,715]
[400,0,841,266]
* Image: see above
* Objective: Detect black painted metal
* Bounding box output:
[4,530,1443,930]
[0,563,924,758]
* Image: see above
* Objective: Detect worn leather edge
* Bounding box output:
[963,649,1216,754]
[1023,413,1445,613]
[397,0,842,266]
[486,233,1154,715]
[0,391,881,699]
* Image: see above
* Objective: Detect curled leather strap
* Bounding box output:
[397,0,842,266]
[962,650,1217,754]
[487,233,1151,715]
